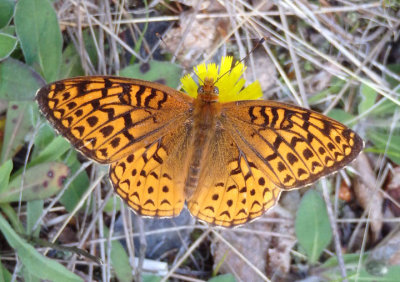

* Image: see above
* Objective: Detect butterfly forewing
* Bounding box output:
[36,76,193,164]
[221,100,363,190]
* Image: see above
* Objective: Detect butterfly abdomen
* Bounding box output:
[184,99,222,198]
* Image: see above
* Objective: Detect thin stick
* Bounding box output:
[161,230,211,281]
[322,179,348,281]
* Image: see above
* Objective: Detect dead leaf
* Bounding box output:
[386,166,400,216]
[162,12,225,66]
[246,52,277,98]
[212,220,272,280]
[338,181,353,202]
[266,207,296,278]
[212,206,296,280]
[174,1,215,10]
[367,228,400,270]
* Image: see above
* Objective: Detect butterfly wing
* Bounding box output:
[187,100,362,227]
[36,76,193,164]
[110,114,192,217]
[187,125,281,227]
[220,100,363,189]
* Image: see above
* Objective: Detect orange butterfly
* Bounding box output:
[36,57,363,227]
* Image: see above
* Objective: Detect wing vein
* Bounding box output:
[227,121,286,187]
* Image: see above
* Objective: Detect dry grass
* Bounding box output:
[2,0,400,281]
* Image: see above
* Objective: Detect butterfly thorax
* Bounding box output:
[185,80,222,198]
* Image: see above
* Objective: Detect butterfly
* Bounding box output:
[36,57,363,227]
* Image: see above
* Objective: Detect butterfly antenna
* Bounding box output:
[192,70,205,85]
[214,37,266,85]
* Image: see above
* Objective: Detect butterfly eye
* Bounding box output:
[213,86,219,95]
[197,86,205,94]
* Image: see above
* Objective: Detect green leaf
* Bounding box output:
[0,162,69,203]
[14,0,62,82]
[82,29,98,68]
[0,58,45,101]
[295,190,332,263]
[59,43,84,79]
[385,64,400,89]
[0,0,14,29]
[363,64,399,116]
[29,135,71,167]
[103,195,121,213]
[0,101,38,163]
[368,98,399,117]
[0,203,24,233]
[0,33,17,60]
[26,200,43,235]
[142,274,162,282]
[320,253,400,281]
[0,25,15,36]
[208,274,236,282]
[0,261,12,282]
[0,159,13,194]
[324,265,400,281]
[22,267,41,282]
[32,123,59,158]
[367,130,400,164]
[327,109,356,127]
[104,227,134,282]
[120,61,182,88]
[31,130,90,213]
[0,215,83,281]
[59,151,90,212]
[308,77,345,105]
[358,83,377,115]
[322,253,367,268]
[348,266,400,281]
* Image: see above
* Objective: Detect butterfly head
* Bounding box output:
[197,77,219,102]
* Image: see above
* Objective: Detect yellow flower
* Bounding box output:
[180,56,262,103]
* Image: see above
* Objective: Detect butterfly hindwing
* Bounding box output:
[36,76,193,164]
[110,112,192,217]
[187,125,281,227]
